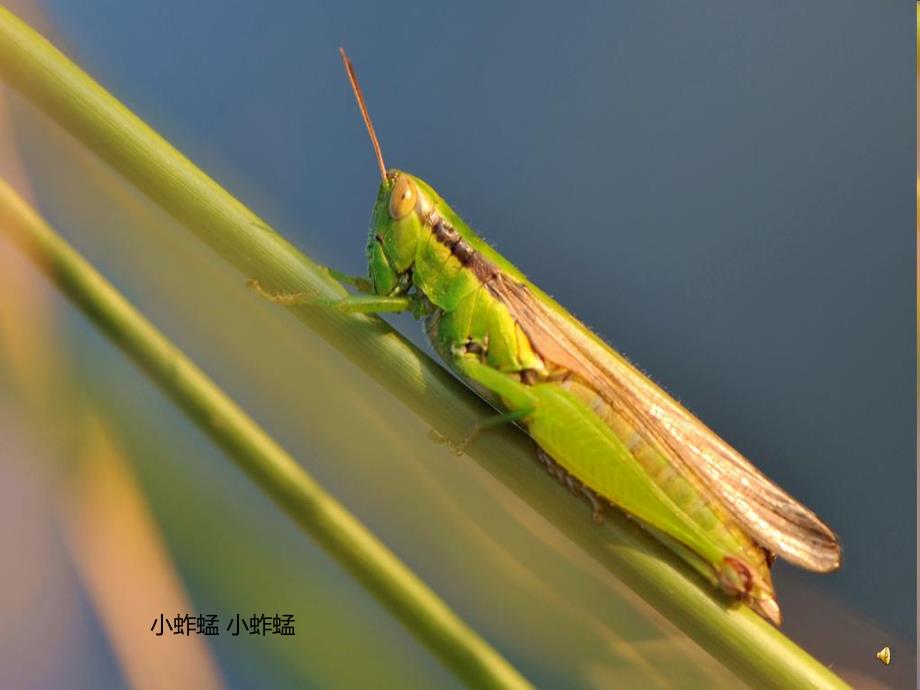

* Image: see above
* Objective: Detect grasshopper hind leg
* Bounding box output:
[536,448,608,524]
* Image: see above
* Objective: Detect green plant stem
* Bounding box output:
[0,178,532,690]
[0,7,849,689]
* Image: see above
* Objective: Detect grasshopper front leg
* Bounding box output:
[247,278,413,313]
[325,268,374,293]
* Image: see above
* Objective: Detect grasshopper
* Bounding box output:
[254,49,841,625]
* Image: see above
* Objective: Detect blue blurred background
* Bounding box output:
[0,1,914,688]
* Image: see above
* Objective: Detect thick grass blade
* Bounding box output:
[0,179,533,690]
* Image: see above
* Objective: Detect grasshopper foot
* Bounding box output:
[427,429,468,456]
[247,278,309,305]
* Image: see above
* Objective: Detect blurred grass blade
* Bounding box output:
[61,413,228,690]
[0,7,850,689]
[0,178,533,690]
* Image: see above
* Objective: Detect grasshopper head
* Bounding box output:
[336,50,432,295]
[366,169,428,295]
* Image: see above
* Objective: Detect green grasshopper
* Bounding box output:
[256,49,841,625]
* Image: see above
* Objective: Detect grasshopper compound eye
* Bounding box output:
[389,174,418,219]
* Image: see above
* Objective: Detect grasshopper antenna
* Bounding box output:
[339,47,387,183]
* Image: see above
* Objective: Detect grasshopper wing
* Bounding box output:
[490,275,841,573]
